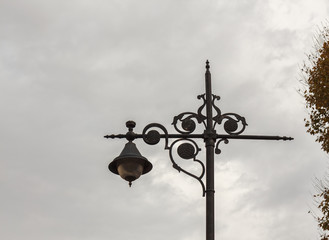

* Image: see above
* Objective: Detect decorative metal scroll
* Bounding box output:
[215,138,229,154]
[142,123,206,196]
[172,93,247,136]
[169,139,205,196]
[212,94,248,136]
[142,123,169,148]
[166,94,208,195]
[172,94,207,134]
[137,90,249,196]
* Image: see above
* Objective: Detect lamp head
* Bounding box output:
[109,141,152,187]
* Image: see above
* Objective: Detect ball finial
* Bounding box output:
[126,121,136,130]
[206,60,210,70]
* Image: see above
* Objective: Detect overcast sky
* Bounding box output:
[1,0,329,240]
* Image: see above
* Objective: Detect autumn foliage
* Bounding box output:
[302,26,329,154]
[312,179,329,240]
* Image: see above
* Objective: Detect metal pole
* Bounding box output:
[205,60,215,240]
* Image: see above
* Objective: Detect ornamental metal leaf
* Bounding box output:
[142,123,169,149]
[214,113,248,135]
[172,94,207,134]
[211,94,248,135]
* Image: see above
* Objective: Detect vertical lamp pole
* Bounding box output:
[105,61,293,240]
[205,62,215,240]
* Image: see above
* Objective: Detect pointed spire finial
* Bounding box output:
[206,60,210,70]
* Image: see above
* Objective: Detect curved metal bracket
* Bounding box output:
[215,138,229,155]
[169,139,205,196]
[141,123,206,196]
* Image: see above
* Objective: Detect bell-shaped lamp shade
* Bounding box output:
[109,141,152,186]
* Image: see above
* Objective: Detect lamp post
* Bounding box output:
[105,61,293,240]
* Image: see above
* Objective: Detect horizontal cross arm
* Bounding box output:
[104,133,293,141]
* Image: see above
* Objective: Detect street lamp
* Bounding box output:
[108,121,153,187]
[105,61,293,240]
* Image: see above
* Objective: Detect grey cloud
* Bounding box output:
[1,0,329,240]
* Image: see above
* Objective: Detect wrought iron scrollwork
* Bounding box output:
[215,138,229,155]
[215,113,248,135]
[212,94,248,135]
[142,123,169,149]
[172,94,207,134]
[211,94,221,118]
[142,123,206,196]
[140,90,248,194]
[169,139,205,196]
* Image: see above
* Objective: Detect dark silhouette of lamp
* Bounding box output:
[108,121,152,187]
